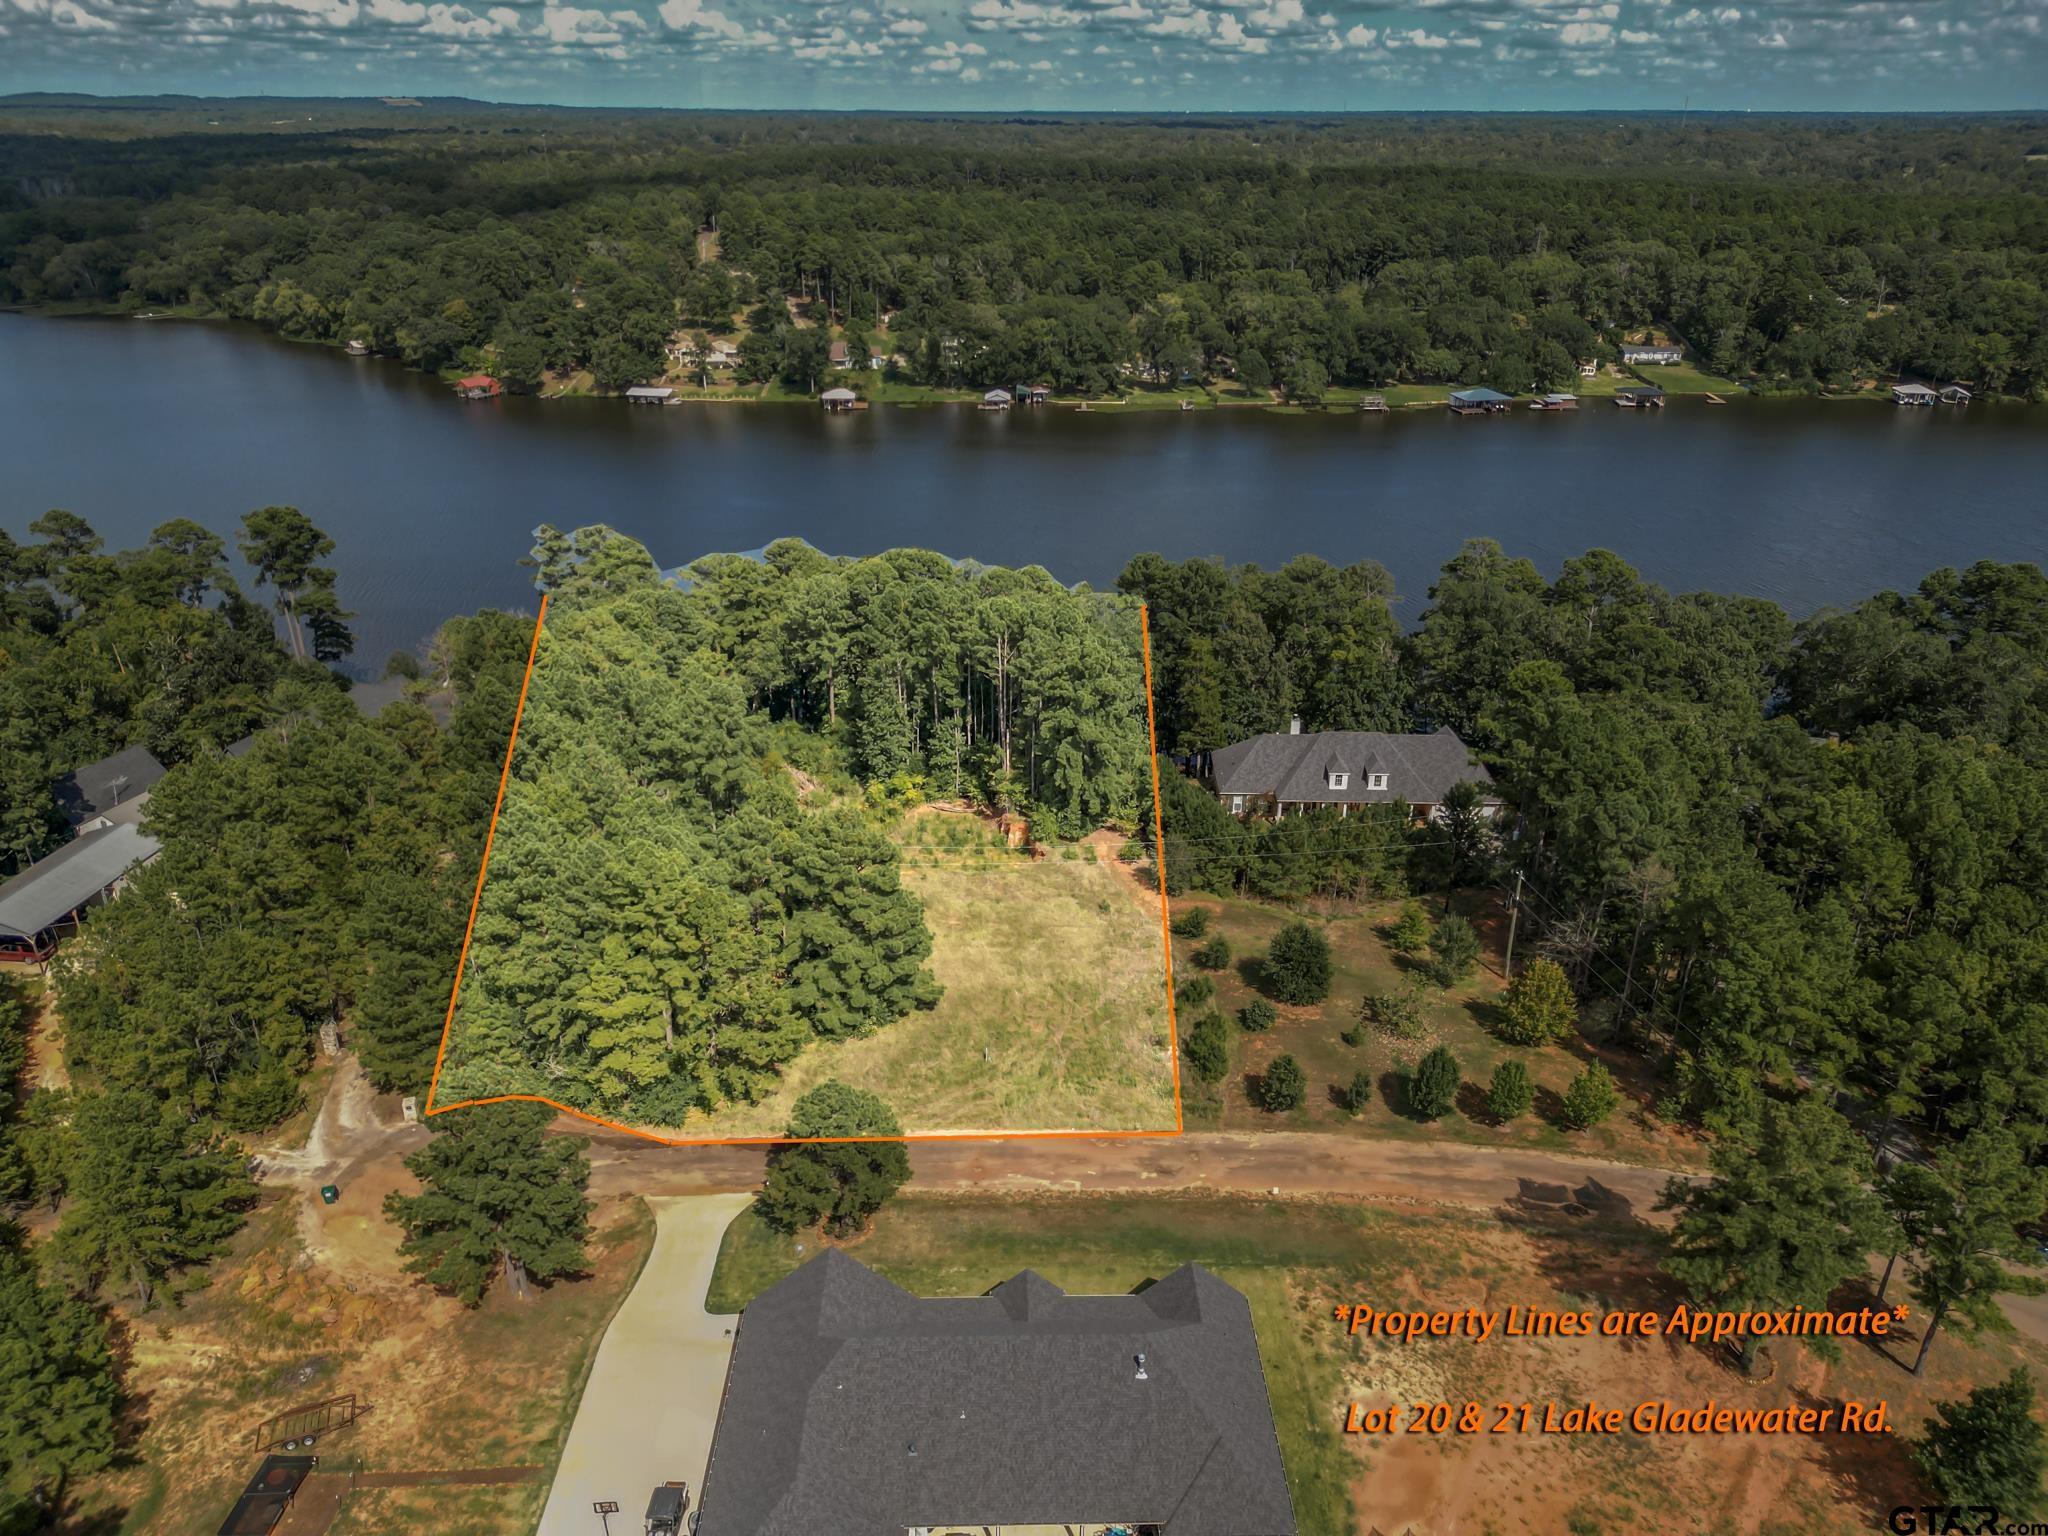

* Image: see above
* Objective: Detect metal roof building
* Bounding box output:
[696,1251,1296,1536]
[0,820,161,940]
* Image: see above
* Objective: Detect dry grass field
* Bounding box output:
[653,810,1177,1138]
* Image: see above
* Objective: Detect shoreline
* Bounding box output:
[9,303,2033,412]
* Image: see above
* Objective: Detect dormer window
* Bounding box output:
[1368,772,1388,791]
[1328,772,1348,791]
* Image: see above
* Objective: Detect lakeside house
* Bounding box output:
[1020,383,1052,404]
[1892,382,1939,407]
[827,340,850,369]
[820,387,859,411]
[1448,386,1512,415]
[1615,385,1665,408]
[1621,342,1684,365]
[625,385,676,405]
[1579,359,1600,379]
[982,387,1014,410]
[456,374,500,399]
[1202,721,1497,823]
[868,347,890,370]
[693,1252,1297,1536]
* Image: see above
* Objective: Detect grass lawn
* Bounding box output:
[649,810,1176,1138]
[62,1194,655,1536]
[1075,383,1215,410]
[1171,890,1708,1169]
[1628,362,1746,395]
[705,1191,2044,1536]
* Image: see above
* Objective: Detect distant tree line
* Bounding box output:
[4,109,2044,397]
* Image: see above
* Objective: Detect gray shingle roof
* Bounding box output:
[1210,726,1492,808]
[696,1251,1296,1536]
[0,821,160,938]
[54,745,166,826]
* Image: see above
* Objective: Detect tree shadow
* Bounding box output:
[1376,1069,1410,1117]
[1790,1384,1923,1520]
[1235,956,1268,994]
[1532,1084,1570,1127]
[1454,1079,1499,1125]
[1464,998,1512,1038]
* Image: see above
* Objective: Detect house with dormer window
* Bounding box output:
[1203,720,1496,823]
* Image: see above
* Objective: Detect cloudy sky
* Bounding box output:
[1,0,2042,110]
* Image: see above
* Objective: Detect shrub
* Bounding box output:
[1263,921,1332,1004]
[1360,980,1427,1039]
[1193,936,1233,971]
[1255,1054,1307,1112]
[1169,907,1210,939]
[1183,1013,1231,1082]
[1387,901,1432,953]
[1175,975,1215,1010]
[1408,1045,1461,1120]
[1500,958,1577,1045]
[1915,1368,2046,1514]
[1343,1068,1374,1116]
[1486,1060,1534,1121]
[1560,1063,1621,1130]
[1237,999,1277,1033]
[1118,838,1144,863]
[1430,914,1481,987]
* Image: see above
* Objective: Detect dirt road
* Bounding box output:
[536,1194,753,1536]
[583,1127,1684,1226]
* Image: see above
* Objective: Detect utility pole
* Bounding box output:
[1503,869,1524,977]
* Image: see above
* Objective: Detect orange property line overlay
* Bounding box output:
[423,594,1184,1147]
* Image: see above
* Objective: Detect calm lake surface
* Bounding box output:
[4,312,2045,667]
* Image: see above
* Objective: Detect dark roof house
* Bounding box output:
[695,1251,1296,1536]
[1208,724,1493,817]
[55,744,166,827]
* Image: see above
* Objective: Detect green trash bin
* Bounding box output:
[319,1184,339,1205]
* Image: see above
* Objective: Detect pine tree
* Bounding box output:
[1487,1059,1534,1121]
[1560,1063,1621,1130]
[1263,921,1332,1004]
[1915,1368,2046,1516]
[1256,1054,1306,1112]
[1900,1130,2048,1376]
[1408,1046,1461,1120]
[1183,1014,1231,1083]
[1658,1097,1890,1373]
[52,1090,255,1309]
[0,1242,118,1514]
[1430,915,1481,988]
[384,1102,592,1306]
[757,1083,910,1237]
[1500,957,1577,1044]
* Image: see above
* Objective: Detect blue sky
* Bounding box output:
[1,0,2042,111]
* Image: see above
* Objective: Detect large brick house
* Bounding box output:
[1204,721,1496,822]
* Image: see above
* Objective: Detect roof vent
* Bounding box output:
[1135,1351,1150,1381]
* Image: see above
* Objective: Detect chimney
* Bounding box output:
[1288,716,1302,735]
[1135,1351,1150,1380]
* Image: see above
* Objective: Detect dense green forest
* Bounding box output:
[4,102,2045,397]
[5,503,2048,1513]
[438,528,1150,1123]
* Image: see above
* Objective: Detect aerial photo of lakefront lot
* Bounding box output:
[5,8,2048,1532]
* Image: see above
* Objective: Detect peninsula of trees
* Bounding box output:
[3,103,2043,399]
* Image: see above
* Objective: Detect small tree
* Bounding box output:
[1560,1064,1621,1130]
[1430,915,1481,988]
[1184,1013,1231,1082]
[1343,1069,1374,1117]
[757,1083,911,1237]
[1175,975,1216,1011]
[1237,999,1277,1033]
[384,1101,591,1305]
[1487,1060,1534,1122]
[1387,901,1431,953]
[1169,907,1209,939]
[1409,1046,1461,1120]
[1263,921,1332,1005]
[1193,936,1233,971]
[1361,981,1427,1039]
[1916,1368,2046,1517]
[1256,1054,1307,1112]
[1500,957,1577,1045]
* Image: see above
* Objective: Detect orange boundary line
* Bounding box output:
[424,595,1182,1146]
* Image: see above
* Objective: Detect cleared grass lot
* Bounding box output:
[648,811,1176,1139]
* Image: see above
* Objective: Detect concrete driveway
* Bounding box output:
[538,1193,753,1536]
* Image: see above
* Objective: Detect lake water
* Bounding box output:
[3,313,2045,668]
